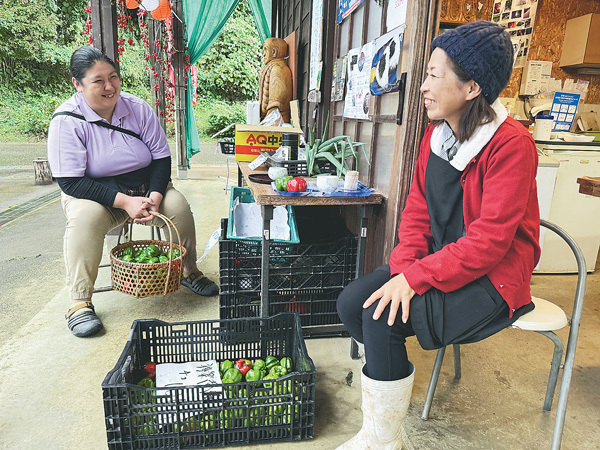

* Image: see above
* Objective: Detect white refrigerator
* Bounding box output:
[535,143,600,273]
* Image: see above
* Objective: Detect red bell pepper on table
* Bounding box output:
[286,177,307,192]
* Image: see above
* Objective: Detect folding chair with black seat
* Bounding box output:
[420,219,587,450]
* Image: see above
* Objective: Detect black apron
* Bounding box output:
[410,152,533,350]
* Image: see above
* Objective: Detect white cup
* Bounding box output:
[268,166,288,180]
[316,175,339,194]
[344,171,359,191]
[532,116,554,141]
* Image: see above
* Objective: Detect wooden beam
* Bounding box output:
[382,0,436,263]
[171,0,188,178]
[90,0,118,70]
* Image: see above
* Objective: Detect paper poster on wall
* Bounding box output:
[338,0,365,24]
[550,92,581,132]
[331,56,348,101]
[386,0,408,31]
[309,0,324,92]
[370,27,404,96]
[491,0,538,69]
[344,43,375,120]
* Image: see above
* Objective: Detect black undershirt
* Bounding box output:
[55,156,171,207]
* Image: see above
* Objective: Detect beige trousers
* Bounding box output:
[60,183,198,299]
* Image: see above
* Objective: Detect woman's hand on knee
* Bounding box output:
[363,273,415,326]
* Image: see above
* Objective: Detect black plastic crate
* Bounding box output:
[219,236,357,293]
[102,314,315,449]
[282,159,336,177]
[219,288,348,335]
[219,140,235,155]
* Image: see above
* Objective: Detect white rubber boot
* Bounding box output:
[336,363,415,450]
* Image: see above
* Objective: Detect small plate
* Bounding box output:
[559,132,595,143]
[248,174,274,184]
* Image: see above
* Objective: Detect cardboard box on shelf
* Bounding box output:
[235,101,303,162]
[559,14,600,69]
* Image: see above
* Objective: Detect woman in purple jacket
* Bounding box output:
[48,46,218,338]
[336,21,540,448]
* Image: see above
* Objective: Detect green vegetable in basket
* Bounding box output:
[121,254,134,262]
[167,248,181,259]
[253,358,266,372]
[280,357,293,372]
[123,247,134,257]
[262,372,278,388]
[158,255,169,263]
[269,365,287,377]
[222,367,243,384]
[265,355,279,370]
[219,359,234,376]
[146,244,161,257]
[275,175,293,191]
[245,367,264,382]
[137,377,156,388]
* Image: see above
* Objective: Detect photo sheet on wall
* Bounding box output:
[370,26,404,96]
[344,43,375,120]
[491,0,538,69]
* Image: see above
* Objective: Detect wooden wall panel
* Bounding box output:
[500,0,600,104]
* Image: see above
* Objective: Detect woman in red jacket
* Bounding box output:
[336,21,540,449]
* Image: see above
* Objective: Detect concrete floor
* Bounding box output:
[0,149,599,449]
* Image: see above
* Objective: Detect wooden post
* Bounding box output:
[33,158,53,185]
[90,0,119,70]
[171,0,188,179]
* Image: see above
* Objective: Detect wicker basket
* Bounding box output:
[110,212,187,298]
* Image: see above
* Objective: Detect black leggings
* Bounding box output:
[337,265,415,381]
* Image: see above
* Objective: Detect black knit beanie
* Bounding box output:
[431,21,514,104]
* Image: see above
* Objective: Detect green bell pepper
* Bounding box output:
[262,373,278,388]
[245,367,263,382]
[219,359,233,376]
[275,176,293,191]
[222,367,242,384]
[265,355,279,370]
[146,244,161,257]
[137,377,156,388]
[253,359,266,372]
[280,357,292,372]
[269,365,287,377]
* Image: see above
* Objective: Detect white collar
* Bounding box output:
[430,100,508,171]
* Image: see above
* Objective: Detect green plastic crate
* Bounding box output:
[227,186,299,244]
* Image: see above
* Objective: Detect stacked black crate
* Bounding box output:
[219,206,358,335]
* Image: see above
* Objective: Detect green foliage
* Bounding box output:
[195,0,262,101]
[199,100,246,138]
[0,0,88,91]
[0,87,66,140]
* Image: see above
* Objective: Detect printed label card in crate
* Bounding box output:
[155,360,223,425]
[156,360,222,388]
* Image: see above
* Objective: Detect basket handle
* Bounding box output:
[116,211,184,296]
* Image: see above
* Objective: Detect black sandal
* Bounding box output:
[66,302,103,337]
[181,272,219,296]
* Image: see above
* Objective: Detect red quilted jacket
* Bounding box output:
[389,117,541,316]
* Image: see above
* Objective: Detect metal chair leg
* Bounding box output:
[422,346,447,420]
[453,344,462,380]
[536,330,564,412]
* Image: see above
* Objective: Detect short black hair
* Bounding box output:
[69,46,117,84]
